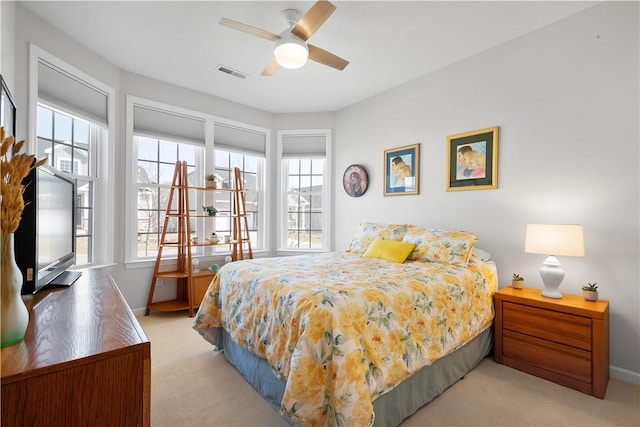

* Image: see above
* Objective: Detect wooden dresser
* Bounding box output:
[1,268,150,426]
[494,287,609,398]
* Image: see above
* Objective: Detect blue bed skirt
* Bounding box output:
[213,326,493,426]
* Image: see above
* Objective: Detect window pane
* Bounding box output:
[300,175,311,191]
[300,159,311,174]
[245,156,258,173]
[214,216,231,234]
[37,137,53,165]
[37,106,53,139]
[230,152,243,169]
[158,163,175,185]
[76,236,90,265]
[215,149,230,168]
[55,144,74,173]
[180,144,196,165]
[287,230,300,248]
[288,159,299,174]
[311,175,323,188]
[310,212,323,230]
[74,147,89,176]
[310,231,323,249]
[216,168,231,188]
[243,173,257,191]
[73,120,89,148]
[138,161,158,184]
[76,180,91,208]
[245,192,258,213]
[287,175,299,191]
[54,112,72,142]
[312,159,324,174]
[159,140,177,163]
[138,137,158,161]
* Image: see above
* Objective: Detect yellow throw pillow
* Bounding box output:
[363,238,416,263]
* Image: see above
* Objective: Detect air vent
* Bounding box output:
[216,65,248,80]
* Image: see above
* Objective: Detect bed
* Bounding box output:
[193,222,498,427]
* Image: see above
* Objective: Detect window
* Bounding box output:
[284,158,325,249]
[31,45,114,269]
[135,135,199,259]
[213,148,263,250]
[279,130,332,251]
[36,104,99,266]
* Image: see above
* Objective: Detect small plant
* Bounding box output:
[205,174,215,181]
[512,273,524,281]
[582,283,598,292]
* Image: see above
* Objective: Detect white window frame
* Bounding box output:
[277,129,332,254]
[124,97,270,266]
[28,44,116,268]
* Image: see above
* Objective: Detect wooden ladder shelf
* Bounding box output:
[145,161,252,317]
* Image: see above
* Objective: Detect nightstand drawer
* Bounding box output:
[503,301,592,350]
[193,273,216,307]
[503,329,592,384]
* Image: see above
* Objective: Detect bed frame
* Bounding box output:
[215,326,493,426]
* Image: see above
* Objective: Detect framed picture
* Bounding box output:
[384,143,420,196]
[342,164,368,197]
[0,75,16,138]
[446,126,498,191]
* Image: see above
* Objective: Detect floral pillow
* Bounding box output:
[402,226,478,267]
[346,222,410,254]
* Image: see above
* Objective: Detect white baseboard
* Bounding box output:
[611,365,640,385]
[132,307,147,316]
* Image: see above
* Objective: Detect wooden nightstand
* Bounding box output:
[494,287,609,398]
[193,270,217,307]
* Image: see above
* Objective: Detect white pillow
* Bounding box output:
[472,247,491,261]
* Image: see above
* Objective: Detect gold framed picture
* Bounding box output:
[446,126,498,191]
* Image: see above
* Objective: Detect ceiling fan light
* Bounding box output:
[274,34,308,69]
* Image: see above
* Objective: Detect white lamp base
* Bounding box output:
[539,255,564,299]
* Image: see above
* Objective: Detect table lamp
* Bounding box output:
[524,224,584,298]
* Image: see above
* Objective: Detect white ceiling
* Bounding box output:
[20,1,599,114]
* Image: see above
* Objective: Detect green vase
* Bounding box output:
[1,233,29,347]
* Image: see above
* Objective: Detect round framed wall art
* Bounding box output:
[343,164,368,197]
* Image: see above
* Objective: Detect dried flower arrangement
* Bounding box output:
[1,127,47,233]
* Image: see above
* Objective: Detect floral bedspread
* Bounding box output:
[193,252,497,427]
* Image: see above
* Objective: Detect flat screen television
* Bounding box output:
[15,164,80,294]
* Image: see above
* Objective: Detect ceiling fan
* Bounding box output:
[219,0,349,76]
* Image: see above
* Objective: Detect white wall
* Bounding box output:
[1,1,16,86]
[10,1,639,382]
[334,1,639,382]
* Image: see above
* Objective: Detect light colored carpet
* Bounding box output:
[138,312,640,427]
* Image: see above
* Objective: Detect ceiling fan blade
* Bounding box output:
[308,44,349,71]
[261,57,280,76]
[292,0,336,41]
[219,17,280,42]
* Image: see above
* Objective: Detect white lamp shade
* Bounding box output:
[524,224,585,257]
[274,34,308,69]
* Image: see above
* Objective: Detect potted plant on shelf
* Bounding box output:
[511,273,525,289]
[205,174,216,189]
[581,283,598,301]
